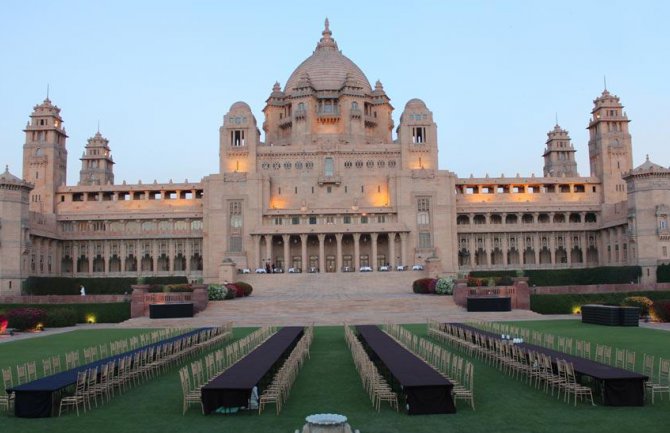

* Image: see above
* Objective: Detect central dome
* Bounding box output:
[284,20,371,93]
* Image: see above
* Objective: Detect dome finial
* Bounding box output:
[4,165,8,173]
[316,18,337,50]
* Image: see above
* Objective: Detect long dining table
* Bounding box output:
[452,323,648,406]
[8,328,209,418]
[356,325,456,415]
[201,326,304,414]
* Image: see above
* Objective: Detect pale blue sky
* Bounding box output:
[1,0,668,185]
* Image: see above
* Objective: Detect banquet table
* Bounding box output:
[356,325,456,415]
[201,326,304,414]
[452,323,648,406]
[8,328,208,418]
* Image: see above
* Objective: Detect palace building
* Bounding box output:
[1,20,669,294]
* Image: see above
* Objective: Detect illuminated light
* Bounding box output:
[34,323,44,332]
[572,306,581,315]
[86,314,97,324]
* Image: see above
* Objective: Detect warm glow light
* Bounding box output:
[572,305,582,315]
[86,314,97,324]
[270,197,286,210]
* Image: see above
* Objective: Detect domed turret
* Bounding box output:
[284,19,371,94]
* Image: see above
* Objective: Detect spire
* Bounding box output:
[604,75,607,91]
[46,83,50,101]
[316,18,338,51]
[555,112,559,127]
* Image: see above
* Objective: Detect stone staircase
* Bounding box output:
[118,270,543,328]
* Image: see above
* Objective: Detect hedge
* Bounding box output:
[530,291,670,315]
[658,264,670,283]
[23,276,188,295]
[469,270,520,279]
[525,266,641,287]
[651,299,670,322]
[0,302,130,324]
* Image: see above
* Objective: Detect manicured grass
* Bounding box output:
[1,322,669,433]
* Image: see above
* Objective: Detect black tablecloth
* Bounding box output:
[149,303,194,319]
[581,304,639,327]
[466,296,511,312]
[356,325,455,415]
[8,328,208,417]
[201,327,304,414]
[453,323,648,406]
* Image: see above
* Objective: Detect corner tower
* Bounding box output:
[22,98,68,213]
[79,131,115,186]
[587,89,633,204]
[543,124,578,177]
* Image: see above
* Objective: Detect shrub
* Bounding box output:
[525,266,641,287]
[621,296,653,316]
[413,278,437,294]
[651,299,670,322]
[530,291,670,314]
[45,308,78,327]
[235,281,253,297]
[7,307,48,331]
[208,284,227,301]
[658,264,670,283]
[224,286,237,300]
[467,276,484,287]
[22,276,188,295]
[0,314,7,333]
[0,303,130,324]
[435,278,454,295]
[224,283,241,299]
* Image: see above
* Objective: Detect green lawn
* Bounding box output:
[1,321,669,433]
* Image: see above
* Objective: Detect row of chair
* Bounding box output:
[461,320,670,404]
[58,324,232,417]
[429,322,595,407]
[345,326,399,412]
[259,326,314,415]
[179,326,277,415]
[384,323,475,410]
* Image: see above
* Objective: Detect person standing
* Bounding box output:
[80,285,86,296]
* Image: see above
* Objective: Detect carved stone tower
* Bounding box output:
[543,124,578,177]
[79,131,115,186]
[22,98,68,213]
[587,89,633,204]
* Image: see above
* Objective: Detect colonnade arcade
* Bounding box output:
[251,232,409,272]
[457,231,601,269]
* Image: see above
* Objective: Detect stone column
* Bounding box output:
[152,240,158,274]
[169,239,175,272]
[300,234,308,272]
[335,233,343,272]
[318,234,326,272]
[502,236,508,266]
[121,241,127,272]
[580,234,587,265]
[264,235,272,268]
[549,233,556,266]
[371,233,378,270]
[566,233,572,265]
[282,234,290,271]
[353,233,361,271]
[400,232,408,267]
[88,241,94,275]
[389,233,396,268]
[253,235,260,269]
